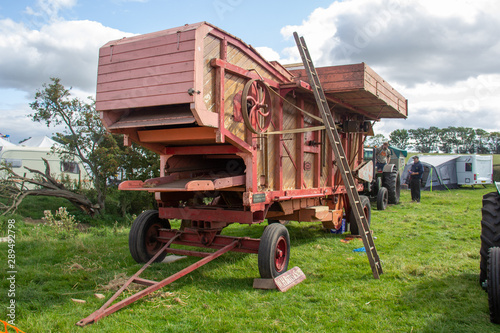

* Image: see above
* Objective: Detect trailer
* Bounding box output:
[77,22,407,326]
[457,155,493,186]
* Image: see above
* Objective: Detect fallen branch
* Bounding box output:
[0,158,99,216]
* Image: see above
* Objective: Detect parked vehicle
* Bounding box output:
[77,22,408,326]
[480,182,500,324]
[359,146,406,210]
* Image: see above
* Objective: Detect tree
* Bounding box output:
[475,129,490,154]
[489,132,500,154]
[438,127,459,153]
[30,78,121,214]
[389,129,409,150]
[409,127,439,153]
[366,134,388,147]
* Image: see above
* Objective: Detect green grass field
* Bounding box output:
[1,186,499,332]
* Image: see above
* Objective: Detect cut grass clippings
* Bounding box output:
[0,187,498,332]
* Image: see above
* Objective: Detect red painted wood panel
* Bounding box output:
[97,49,195,75]
[97,70,194,93]
[99,29,197,58]
[96,93,193,111]
[96,27,199,112]
[97,61,194,86]
[98,81,194,102]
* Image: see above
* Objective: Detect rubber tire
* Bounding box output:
[489,247,500,324]
[129,210,171,264]
[350,195,371,236]
[480,192,500,288]
[377,187,388,211]
[382,171,400,204]
[258,223,290,279]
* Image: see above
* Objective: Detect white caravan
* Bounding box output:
[456,155,493,186]
[0,145,91,189]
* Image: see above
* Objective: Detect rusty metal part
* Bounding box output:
[242,79,272,134]
[76,234,243,326]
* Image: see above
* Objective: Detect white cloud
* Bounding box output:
[255,46,281,62]
[274,0,500,136]
[25,0,78,22]
[0,18,132,95]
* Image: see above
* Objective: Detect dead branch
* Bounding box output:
[0,159,99,217]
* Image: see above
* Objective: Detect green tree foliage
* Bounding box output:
[30,78,121,214]
[389,129,409,149]
[366,134,387,147]
[385,126,498,154]
[408,127,440,153]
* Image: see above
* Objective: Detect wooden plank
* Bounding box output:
[253,279,276,290]
[97,61,194,85]
[99,39,196,64]
[98,50,195,75]
[97,81,194,103]
[99,29,197,58]
[97,71,194,93]
[138,127,215,143]
[274,266,306,292]
[96,93,193,112]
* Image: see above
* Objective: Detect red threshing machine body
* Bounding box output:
[98,22,406,231]
[77,22,407,326]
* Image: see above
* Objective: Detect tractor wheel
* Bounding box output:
[350,195,371,236]
[129,210,171,264]
[488,247,500,324]
[258,223,290,279]
[480,192,500,288]
[383,171,400,204]
[377,187,388,211]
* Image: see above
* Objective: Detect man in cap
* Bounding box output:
[374,142,391,172]
[409,156,424,202]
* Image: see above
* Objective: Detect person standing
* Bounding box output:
[375,142,391,172]
[409,156,424,202]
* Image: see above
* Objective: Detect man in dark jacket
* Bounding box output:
[409,156,424,202]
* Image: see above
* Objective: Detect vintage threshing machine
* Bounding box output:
[77,22,407,325]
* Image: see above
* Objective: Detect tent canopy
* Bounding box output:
[20,136,61,148]
[0,137,16,147]
[403,155,460,190]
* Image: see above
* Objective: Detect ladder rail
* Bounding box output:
[293,32,382,278]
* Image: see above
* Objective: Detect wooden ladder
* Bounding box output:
[293,32,383,279]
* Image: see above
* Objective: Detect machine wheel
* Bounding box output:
[480,192,500,288]
[488,247,500,324]
[129,210,171,264]
[258,223,290,279]
[350,195,371,235]
[377,187,388,211]
[383,171,400,204]
[241,79,272,134]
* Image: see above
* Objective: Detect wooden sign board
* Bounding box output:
[274,267,306,292]
[253,267,306,291]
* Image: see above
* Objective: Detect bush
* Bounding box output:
[38,207,79,239]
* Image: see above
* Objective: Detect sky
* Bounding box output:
[1,0,499,144]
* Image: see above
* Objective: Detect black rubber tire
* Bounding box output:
[258,223,290,279]
[480,192,500,288]
[349,195,371,236]
[129,210,171,264]
[489,247,500,324]
[383,171,400,204]
[377,187,388,211]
